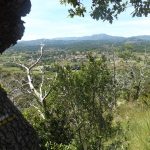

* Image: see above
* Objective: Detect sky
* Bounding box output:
[22,0,150,40]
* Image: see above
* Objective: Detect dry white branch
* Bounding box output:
[13,44,51,106]
[29,44,44,70]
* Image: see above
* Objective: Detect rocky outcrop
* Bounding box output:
[0,0,31,53]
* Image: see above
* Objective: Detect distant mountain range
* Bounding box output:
[11,34,150,51]
[20,34,150,44]
[52,34,126,41]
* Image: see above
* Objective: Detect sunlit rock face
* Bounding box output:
[0,0,31,53]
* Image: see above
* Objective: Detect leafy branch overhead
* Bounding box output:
[60,0,150,23]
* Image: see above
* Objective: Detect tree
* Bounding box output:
[51,55,124,149]
[0,0,149,149]
[60,0,150,23]
[14,44,53,119]
[0,86,40,149]
[0,0,40,149]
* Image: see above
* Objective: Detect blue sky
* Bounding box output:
[22,0,150,40]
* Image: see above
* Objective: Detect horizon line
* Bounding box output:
[20,33,150,42]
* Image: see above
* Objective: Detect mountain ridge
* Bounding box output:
[12,34,150,51]
[51,34,126,41]
[20,34,150,43]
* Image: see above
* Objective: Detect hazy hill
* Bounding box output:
[19,34,150,44]
[52,34,126,42]
[128,35,150,41]
[10,34,150,51]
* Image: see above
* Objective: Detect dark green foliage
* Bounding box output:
[24,107,74,149]
[51,54,125,149]
[1,47,149,149]
[60,0,150,23]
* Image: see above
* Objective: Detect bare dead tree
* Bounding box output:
[14,44,53,119]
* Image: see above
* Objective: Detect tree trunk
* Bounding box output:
[0,87,40,149]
